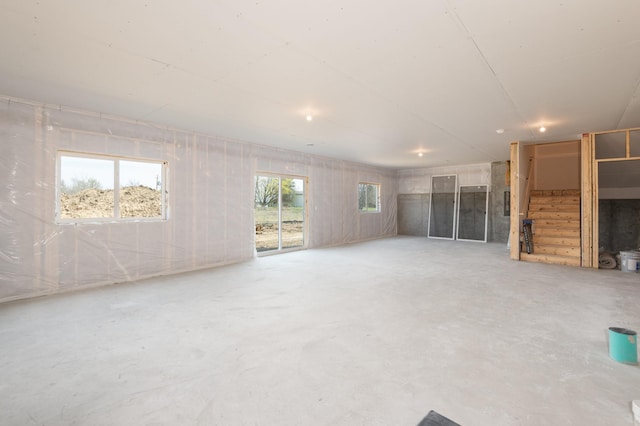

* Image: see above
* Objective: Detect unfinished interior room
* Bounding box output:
[1,1,640,425]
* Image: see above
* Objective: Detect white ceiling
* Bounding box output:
[1,1,640,169]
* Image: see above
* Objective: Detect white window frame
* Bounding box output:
[455,184,489,243]
[254,173,308,255]
[56,151,168,223]
[358,182,381,213]
[427,174,457,240]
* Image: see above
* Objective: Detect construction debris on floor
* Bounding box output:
[599,248,640,272]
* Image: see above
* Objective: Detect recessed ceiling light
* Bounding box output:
[539,125,546,133]
[418,152,424,157]
[496,129,504,134]
[306,115,313,121]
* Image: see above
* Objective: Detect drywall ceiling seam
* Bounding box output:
[278,43,452,147]
[615,66,640,129]
[445,0,536,141]
[272,28,485,162]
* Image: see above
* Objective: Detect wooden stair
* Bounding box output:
[521,189,581,267]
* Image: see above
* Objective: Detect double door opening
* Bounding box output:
[428,175,488,242]
[254,175,306,253]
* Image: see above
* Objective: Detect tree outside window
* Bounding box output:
[358,182,380,212]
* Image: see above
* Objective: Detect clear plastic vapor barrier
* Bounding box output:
[0,97,397,302]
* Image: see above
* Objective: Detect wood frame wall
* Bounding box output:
[587,126,640,268]
[510,127,640,268]
[580,133,594,268]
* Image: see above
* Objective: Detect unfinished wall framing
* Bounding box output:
[511,128,640,268]
[0,96,397,302]
[589,127,640,268]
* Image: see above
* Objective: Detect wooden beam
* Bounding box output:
[580,133,595,268]
[509,142,520,260]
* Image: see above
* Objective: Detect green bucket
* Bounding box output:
[608,327,638,364]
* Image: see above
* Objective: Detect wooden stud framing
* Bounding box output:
[510,127,639,267]
[590,126,640,135]
[592,133,600,269]
[580,133,594,268]
[509,142,520,260]
[587,126,640,269]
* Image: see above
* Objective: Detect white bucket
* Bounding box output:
[620,250,640,273]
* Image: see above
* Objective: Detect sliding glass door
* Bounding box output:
[254,175,305,253]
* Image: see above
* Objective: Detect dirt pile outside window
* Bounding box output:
[255,221,303,250]
[60,186,161,219]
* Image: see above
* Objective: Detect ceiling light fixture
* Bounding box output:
[496,129,504,134]
[418,152,424,157]
[306,115,313,122]
[539,125,546,133]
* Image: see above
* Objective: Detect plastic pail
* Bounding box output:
[608,327,638,364]
[620,251,640,273]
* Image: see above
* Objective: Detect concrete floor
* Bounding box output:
[1,236,639,426]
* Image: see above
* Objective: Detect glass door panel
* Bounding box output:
[428,175,457,239]
[282,178,304,249]
[457,185,488,242]
[255,175,305,253]
[255,175,280,252]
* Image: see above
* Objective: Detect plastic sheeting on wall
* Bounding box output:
[397,163,492,194]
[0,96,397,302]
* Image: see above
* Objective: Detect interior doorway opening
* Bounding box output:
[597,159,640,254]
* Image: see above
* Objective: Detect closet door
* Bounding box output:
[457,185,488,242]
[428,175,457,239]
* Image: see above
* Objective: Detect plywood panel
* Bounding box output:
[534,141,580,190]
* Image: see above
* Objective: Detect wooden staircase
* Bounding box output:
[521,189,581,267]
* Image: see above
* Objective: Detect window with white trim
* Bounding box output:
[358,182,380,212]
[57,152,167,222]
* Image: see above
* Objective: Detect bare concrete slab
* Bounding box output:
[1,236,639,425]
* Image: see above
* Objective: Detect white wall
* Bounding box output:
[0,97,397,302]
[397,163,491,194]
